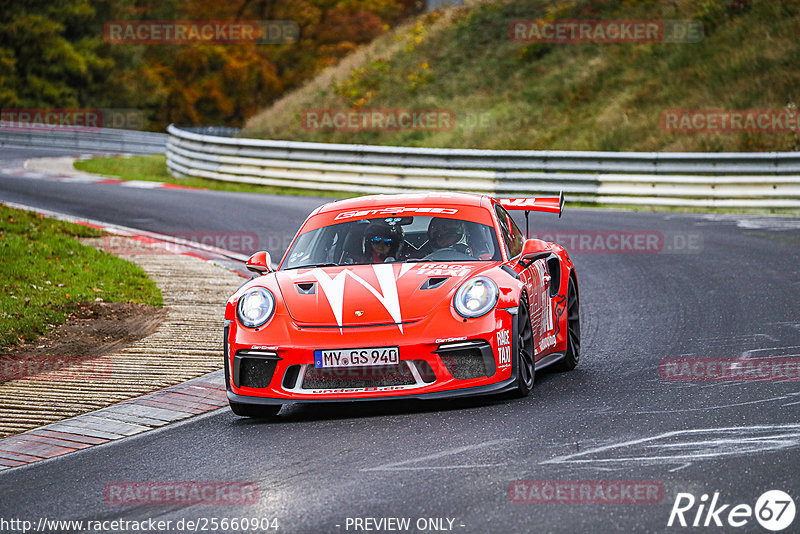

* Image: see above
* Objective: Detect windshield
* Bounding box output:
[282,216,501,270]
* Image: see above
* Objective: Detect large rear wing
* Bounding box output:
[497,191,564,218]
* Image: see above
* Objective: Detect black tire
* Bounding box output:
[229,401,281,418]
[553,276,580,372]
[512,296,535,397]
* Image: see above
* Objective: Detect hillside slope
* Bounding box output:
[242,0,800,152]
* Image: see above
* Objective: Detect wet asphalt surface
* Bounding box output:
[1,146,798,533]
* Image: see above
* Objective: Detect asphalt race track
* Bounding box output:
[1,147,799,533]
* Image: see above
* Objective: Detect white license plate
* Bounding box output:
[314,346,399,368]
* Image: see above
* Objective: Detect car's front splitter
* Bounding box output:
[226,374,519,406]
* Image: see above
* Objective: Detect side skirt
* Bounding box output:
[535,351,566,371]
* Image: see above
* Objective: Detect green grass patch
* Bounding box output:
[74,155,354,198]
[74,154,172,182]
[0,205,162,348]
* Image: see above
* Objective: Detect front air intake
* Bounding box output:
[435,340,495,379]
[302,363,416,389]
[420,277,448,290]
[233,350,280,388]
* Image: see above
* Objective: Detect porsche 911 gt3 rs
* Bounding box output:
[224,192,580,416]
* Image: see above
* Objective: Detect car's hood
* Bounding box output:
[274,262,493,328]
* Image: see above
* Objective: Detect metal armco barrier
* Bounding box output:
[0,124,167,154]
[165,124,800,208]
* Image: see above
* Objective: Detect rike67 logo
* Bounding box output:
[668,490,795,531]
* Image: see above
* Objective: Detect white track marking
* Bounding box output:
[363,439,511,472]
[119,180,164,188]
[668,463,693,473]
[630,393,800,414]
[542,424,800,467]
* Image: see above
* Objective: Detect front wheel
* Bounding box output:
[512,296,535,397]
[229,401,281,418]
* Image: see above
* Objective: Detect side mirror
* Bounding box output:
[519,239,551,265]
[246,251,272,274]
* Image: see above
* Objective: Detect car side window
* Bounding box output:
[495,205,523,258]
[507,210,524,258]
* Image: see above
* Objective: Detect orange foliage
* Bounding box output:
[124,0,415,127]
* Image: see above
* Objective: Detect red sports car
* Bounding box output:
[224,192,579,416]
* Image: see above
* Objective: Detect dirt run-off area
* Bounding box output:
[1,301,166,384]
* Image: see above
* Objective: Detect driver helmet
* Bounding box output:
[363,221,404,258]
[427,218,465,249]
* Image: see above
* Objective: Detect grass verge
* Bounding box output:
[243,0,800,153]
[73,155,353,198]
[0,205,162,348]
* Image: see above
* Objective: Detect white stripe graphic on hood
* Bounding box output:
[311,264,404,334]
[312,268,349,332]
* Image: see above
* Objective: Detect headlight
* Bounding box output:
[453,277,498,318]
[236,287,275,328]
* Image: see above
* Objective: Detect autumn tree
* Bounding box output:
[0,0,417,128]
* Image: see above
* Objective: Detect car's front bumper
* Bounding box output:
[224,307,519,404]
